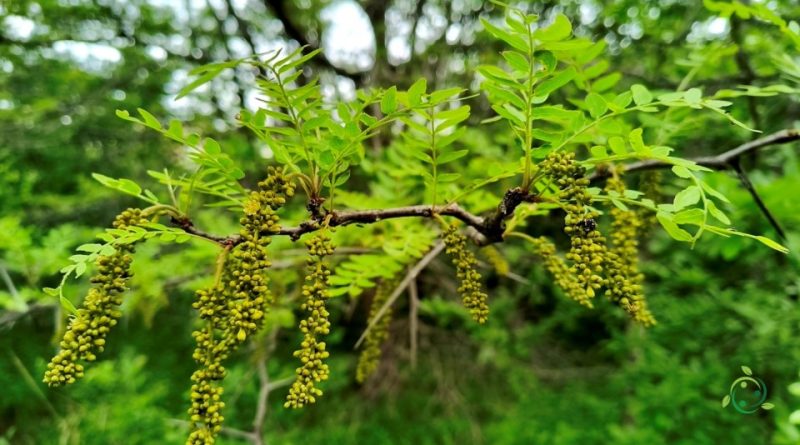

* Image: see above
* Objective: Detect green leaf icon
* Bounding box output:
[722,395,731,408]
[742,365,753,376]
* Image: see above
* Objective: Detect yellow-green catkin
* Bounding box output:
[43,208,147,387]
[228,167,295,344]
[187,167,294,445]
[604,175,656,326]
[542,151,604,303]
[356,278,396,383]
[187,284,229,445]
[285,232,334,408]
[480,245,510,277]
[529,236,594,307]
[443,224,489,324]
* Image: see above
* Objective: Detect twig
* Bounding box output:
[0,303,51,329]
[171,216,232,245]
[168,419,255,441]
[475,259,531,285]
[408,274,419,370]
[355,242,445,348]
[252,358,269,445]
[249,328,283,445]
[504,270,531,285]
[9,350,61,420]
[0,263,24,308]
[266,376,294,391]
[592,129,800,178]
[730,160,787,241]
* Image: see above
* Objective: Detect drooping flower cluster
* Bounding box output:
[443,224,489,324]
[529,236,594,307]
[356,278,396,383]
[285,232,334,408]
[186,167,294,444]
[604,175,655,326]
[44,208,147,387]
[228,167,295,343]
[187,284,230,445]
[481,245,510,277]
[542,151,604,303]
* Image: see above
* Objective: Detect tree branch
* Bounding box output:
[591,129,800,178]
[168,419,255,442]
[172,129,799,248]
[252,354,270,445]
[174,200,502,246]
[355,242,445,348]
[730,160,787,241]
[408,273,419,370]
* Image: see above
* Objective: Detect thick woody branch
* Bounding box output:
[285,203,485,239]
[175,199,513,247]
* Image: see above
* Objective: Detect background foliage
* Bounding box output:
[2,0,800,444]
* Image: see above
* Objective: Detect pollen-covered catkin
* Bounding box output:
[285,232,334,408]
[481,245,510,277]
[187,285,229,445]
[186,167,294,445]
[604,175,655,326]
[356,278,396,383]
[529,236,594,307]
[227,167,295,344]
[43,208,147,387]
[541,151,604,302]
[443,224,489,323]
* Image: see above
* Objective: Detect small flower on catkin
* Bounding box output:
[285,232,334,409]
[443,224,489,324]
[356,278,397,383]
[44,208,147,387]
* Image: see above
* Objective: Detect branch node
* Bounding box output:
[482,187,533,243]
